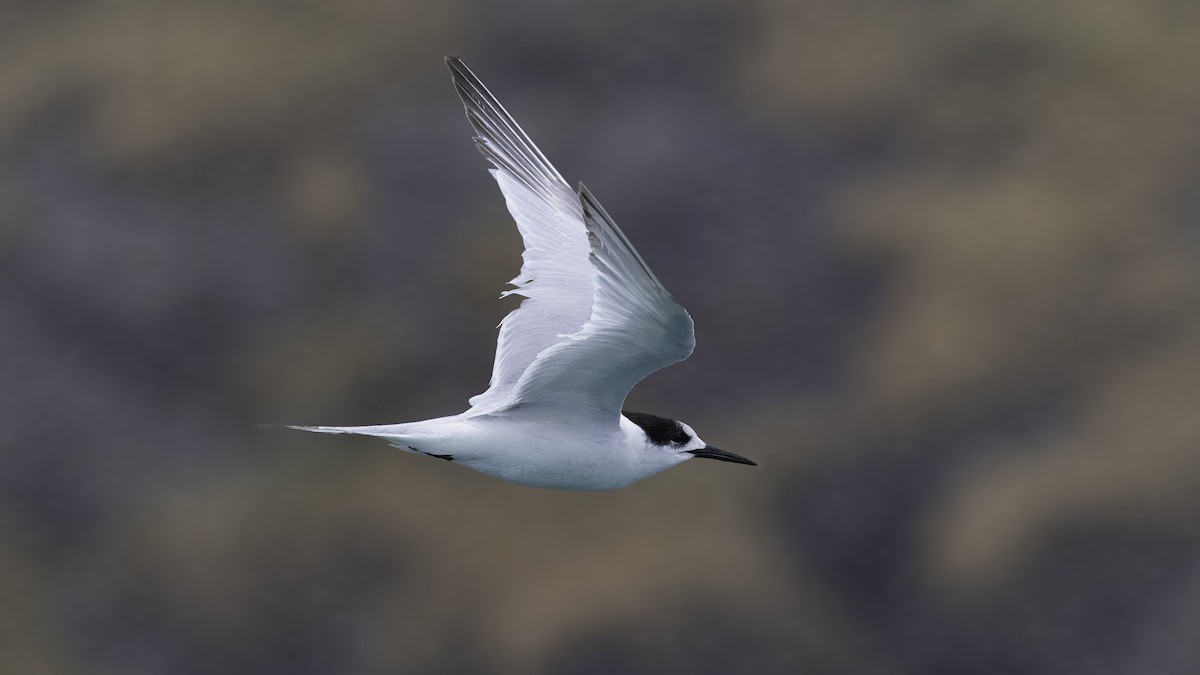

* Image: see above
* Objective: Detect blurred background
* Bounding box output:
[3,0,1199,673]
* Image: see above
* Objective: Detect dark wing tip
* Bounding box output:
[446,58,475,92]
[445,56,475,85]
[447,57,569,204]
[578,182,668,293]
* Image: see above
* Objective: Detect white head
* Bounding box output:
[622,410,756,476]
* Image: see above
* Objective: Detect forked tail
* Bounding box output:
[283,422,427,451]
[282,416,465,460]
[286,424,368,435]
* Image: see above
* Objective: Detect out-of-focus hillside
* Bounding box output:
[2,1,1198,673]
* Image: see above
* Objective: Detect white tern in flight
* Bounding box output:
[289,57,756,489]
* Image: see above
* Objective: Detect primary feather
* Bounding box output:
[447,57,694,417]
[447,57,595,411]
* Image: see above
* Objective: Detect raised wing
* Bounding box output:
[506,184,696,415]
[446,57,594,411]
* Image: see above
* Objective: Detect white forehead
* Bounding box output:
[678,422,707,450]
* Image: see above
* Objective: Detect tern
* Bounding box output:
[289,57,756,490]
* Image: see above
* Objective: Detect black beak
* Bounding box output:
[687,446,757,466]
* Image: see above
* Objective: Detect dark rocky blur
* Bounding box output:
[2,0,1199,673]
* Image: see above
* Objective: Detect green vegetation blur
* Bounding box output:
[2,1,1198,673]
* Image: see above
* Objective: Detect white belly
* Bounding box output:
[390,413,654,491]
